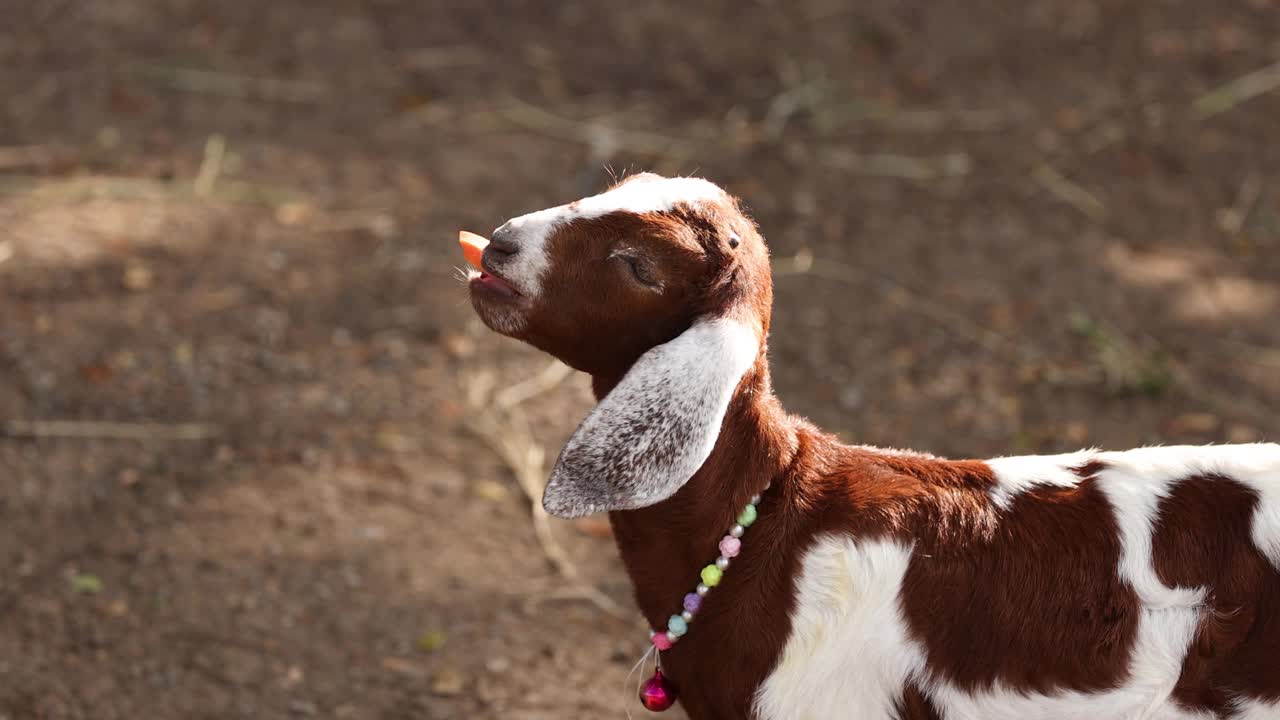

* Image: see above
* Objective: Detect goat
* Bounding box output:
[463,172,1280,720]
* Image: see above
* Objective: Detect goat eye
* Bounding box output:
[617,255,656,286]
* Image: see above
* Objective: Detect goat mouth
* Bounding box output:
[469,269,523,300]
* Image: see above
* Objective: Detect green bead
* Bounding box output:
[700,564,722,587]
[737,504,758,527]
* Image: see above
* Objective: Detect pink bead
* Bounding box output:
[718,535,741,558]
[651,632,674,650]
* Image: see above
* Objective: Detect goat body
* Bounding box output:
[464,173,1280,719]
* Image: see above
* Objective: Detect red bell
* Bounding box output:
[639,669,678,712]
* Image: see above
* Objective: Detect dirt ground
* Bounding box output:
[1,1,1278,718]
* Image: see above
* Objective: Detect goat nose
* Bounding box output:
[488,236,518,256]
[486,226,520,259]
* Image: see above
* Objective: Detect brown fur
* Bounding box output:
[900,476,1139,694]
[896,684,944,720]
[1152,476,1280,715]
[468,176,1279,718]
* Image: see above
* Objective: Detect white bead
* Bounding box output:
[764,481,772,490]
[696,584,709,596]
[649,630,656,639]
[730,525,744,538]
[750,494,761,505]
[716,556,730,570]
[681,611,693,622]
[666,631,678,643]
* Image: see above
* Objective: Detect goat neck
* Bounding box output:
[599,353,799,628]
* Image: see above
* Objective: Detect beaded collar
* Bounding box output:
[637,481,770,712]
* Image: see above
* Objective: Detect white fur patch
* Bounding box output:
[1230,444,1280,570]
[573,175,726,218]
[1094,457,1206,610]
[753,536,925,720]
[542,316,757,518]
[494,175,725,297]
[490,204,557,299]
[1233,698,1280,719]
[987,449,1096,509]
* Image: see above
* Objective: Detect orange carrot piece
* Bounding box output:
[458,231,488,270]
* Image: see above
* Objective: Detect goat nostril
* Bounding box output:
[488,237,518,256]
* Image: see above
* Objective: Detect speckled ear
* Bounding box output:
[542,317,758,519]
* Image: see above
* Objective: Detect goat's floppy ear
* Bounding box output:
[543,317,759,519]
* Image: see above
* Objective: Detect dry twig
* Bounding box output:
[854,108,1012,134]
[497,94,698,159]
[820,148,973,180]
[1031,163,1106,221]
[493,360,574,410]
[0,144,71,170]
[763,82,819,139]
[400,45,486,71]
[0,173,303,205]
[1216,171,1263,237]
[461,363,630,621]
[1193,60,1280,120]
[1209,337,1280,370]
[123,63,329,104]
[0,174,164,198]
[193,134,227,198]
[3,420,221,441]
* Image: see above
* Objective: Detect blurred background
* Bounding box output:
[1,1,1278,718]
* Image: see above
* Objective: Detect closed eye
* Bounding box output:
[613,253,660,289]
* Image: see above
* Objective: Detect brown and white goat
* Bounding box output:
[465,173,1280,720]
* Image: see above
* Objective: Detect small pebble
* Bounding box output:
[430,668,466,697]
[123,264,153,291]
[443,334,476,359]
[473,480,509,501]
[275,202,312,226]
[1227,424,1260,443]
